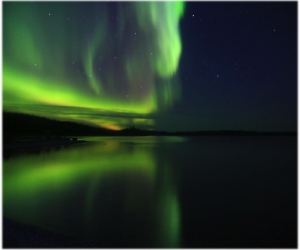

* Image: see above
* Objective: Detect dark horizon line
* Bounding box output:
[122,125,296,134]
[3,111,296,136]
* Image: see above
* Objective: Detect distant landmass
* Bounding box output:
[3,112,296,137]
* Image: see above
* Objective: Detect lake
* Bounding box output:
[3,136,297,248]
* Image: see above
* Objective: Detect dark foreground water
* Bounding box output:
[3,136,297,248]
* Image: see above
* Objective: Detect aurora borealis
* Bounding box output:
[3,2,185,130]
[3,2,297,132]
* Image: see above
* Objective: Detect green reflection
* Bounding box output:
[3,137,181,247]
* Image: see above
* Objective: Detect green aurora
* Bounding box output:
[3,2,185,130]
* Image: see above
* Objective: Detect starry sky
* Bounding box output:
[3,2,297,132]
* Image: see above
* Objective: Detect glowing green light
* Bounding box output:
[3,2,185,129]
[155,162,181,247]
[3,138,182,247]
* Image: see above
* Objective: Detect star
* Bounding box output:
[48,13,51,16]
[192,14,194,17]
[217,75,219,78]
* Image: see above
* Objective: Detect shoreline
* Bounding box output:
[3,136,87,158]
[3,217,96,248]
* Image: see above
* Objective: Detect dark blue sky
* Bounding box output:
[3,2,297,132]
[161,2,296,132]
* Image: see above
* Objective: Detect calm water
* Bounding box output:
[3,136,297,247]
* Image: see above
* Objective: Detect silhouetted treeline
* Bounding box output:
[172,130,296,136]
[119,128,296,136]
[3,112,296,137]
[3,112,115,136]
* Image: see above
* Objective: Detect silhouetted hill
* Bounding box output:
[3,112,115,136]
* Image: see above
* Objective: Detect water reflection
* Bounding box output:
[3,137,182,247]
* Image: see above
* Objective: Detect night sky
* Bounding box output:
[3,2,297,132]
